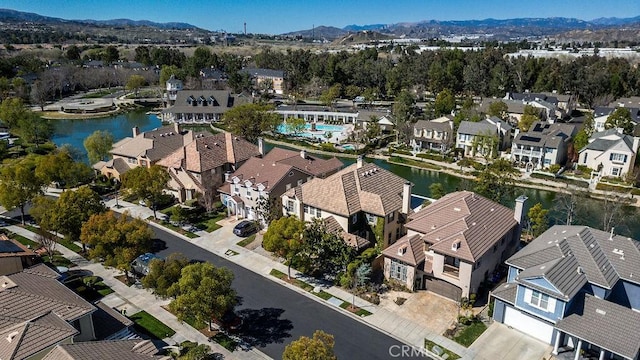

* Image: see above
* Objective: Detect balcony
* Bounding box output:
[443,264,459,278]
[512,148,543,158]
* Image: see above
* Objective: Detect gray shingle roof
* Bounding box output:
[162,90,250,115]
[512,121,576,149]
[457,121,496,136]
[556,294,640,360]
[491,282,517,305]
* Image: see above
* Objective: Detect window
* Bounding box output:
[352,213,358,224]
[611,167,621,176]
[610,153,627,163]
[285,183,291,190]
[387,212,395,224]
[390,259,408,281]
[297,179,303,186]
[529,290,550,310]
[303,205,309,214]
[286,200,294,213]
[316,208,322,217]
[246,189,251,199]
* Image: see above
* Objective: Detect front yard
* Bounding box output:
[129,310,175,340]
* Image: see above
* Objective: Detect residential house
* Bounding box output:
[456,118,511,157]
[42,339,168,360]
[161,90,250,123]
[276,105,359,125]
[219,143,343,225]
[164,75,182,106]
[542,91,577,115]
[157,132,259,208]
[510,121,578,170]
[505,91,564,122]
[282,157,412,249]
[478,98,527,125]
[199,67,228,89]
[0,234,38,276]
[411,116,454,153]
[95,124,195,180]
[239,68,285,94]
[491,225,640,360]
[0,264,97,359]
[593,106,640,133]
[578,128,640,179]
[382,192,526,299]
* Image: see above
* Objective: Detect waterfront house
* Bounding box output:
[164,74,182,106]
[456,118,511,157]
[281,156,412,249]
[510,121,578,170]
[578,128,640,180]
[219,141,343,225]
[411,116,454,153]
[491,225,640,360]
[95,124,195,180]
[161,90,250,123]
[382,192,526,299]
[504,91,565,122]
[239,68,285,94]
[593,106,640,133]
[157,132,259,209]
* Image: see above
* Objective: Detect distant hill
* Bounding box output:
[334,31,393,45]
[286,16,640,42]
[283,25,347,39]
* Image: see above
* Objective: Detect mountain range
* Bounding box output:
[284,16,640,41]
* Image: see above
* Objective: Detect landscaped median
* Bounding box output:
[269,269,372,317]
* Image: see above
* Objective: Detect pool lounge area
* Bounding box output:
[276,122,353,143]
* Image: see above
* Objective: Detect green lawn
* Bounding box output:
[270,269,313,291]
[9,233,39,248]
[236,234,256,247]
[453,321,488,347]
[194,212,225,232]
[42,253,76,268]
[129,311,175,339]
[424,339,460,360]
[211,332,238,351]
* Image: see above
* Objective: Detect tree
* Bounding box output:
[54,186,107,244]
[84,130,114,164]
[429,183,445,199]
[392,90,416,143]
[222,103,281,142]
[0,159,44,224]
[103,45,120,64]
[142,253,191,298]
[518,105,540,132]
[125,74,146,97]
[300,219,354,278]
[470,130,499,160]
[80,211,153,279]
[168,262,237,330]
[320,84,341,108]
[285,117,307,135]
[527,203,549,238]
[282,330,337,360]
[605,108,634,135]
[178,343,211,360]
[29,195,58,232]
[433,88,455,117]
[35,228,58,260]
[0,97,28,128]
[255,196,281,227]
[35,149,93,187]
[487,101,508,120]
[572,130,589,153]
[474,158,519,204]
[364,117,381,143]
[121,165,170,219]
[66,45,82,61]
[159,65,184,86]
[30,80,52,111]
[583,112,595,137]
[263,216,306,279]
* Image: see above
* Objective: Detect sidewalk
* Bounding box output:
[4,224,269,360]
[104,199,473,359]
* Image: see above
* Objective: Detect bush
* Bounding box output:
[320,143,336,152]
[548,164,562,174]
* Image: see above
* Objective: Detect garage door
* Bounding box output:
[423,277,462,300]
[503,306,554,343]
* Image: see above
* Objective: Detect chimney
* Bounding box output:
[132,126,140,137]
[300,149,306,159]
[174,122,180,134]
[357,155,363,168]
[514,195,528,224]
[258,137,264,157]
[224,171,231,182]
[633,137,640,153]
[402,181,412,215]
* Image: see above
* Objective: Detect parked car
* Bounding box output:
[233,221,257,237]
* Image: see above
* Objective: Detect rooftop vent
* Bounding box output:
[577,266,584,275]
[6,331,18,343]
[452,240,461,251]
[453,207,461,212]
[595,309,607,316]
[398,246,407,256]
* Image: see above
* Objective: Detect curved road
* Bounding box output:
[150,225,422,359]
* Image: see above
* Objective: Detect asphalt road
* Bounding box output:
[150,226,422,359]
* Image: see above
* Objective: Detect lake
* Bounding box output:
[51,110,162,162]
[51,113,640,238]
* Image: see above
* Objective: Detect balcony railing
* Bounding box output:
[512,148,543,158]
[443,264,460,278]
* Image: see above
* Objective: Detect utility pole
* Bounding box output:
[244,22,247,36]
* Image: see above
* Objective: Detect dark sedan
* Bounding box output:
[233,220,258,237]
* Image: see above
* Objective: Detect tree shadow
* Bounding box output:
[235,307,293,347]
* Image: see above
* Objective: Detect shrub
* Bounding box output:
[548,164,561,174]
[320,143,336,152]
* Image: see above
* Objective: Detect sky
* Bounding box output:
[3,0,640,35]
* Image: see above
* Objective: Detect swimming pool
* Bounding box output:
[276,123,345,134]
[341,144,356,150]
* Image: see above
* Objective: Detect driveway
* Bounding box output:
[378,291,458,335]
[468,322,551,360]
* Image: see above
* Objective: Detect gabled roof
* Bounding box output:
[507,226,640,291]
[225,157,295,192]
[382,234,425,266]
[293,161,409,217]
[264,147,343,178]
[414,117,453,133]
[42,339,168,360]
[405,191,517,263]
[579,128,636,154]
[323,216,370,249]
[0,311,78,360]
[162,90,250,115]
[92,302,134,341]
[157,133,259,173]
[457,120,496,136]
[556,294,640,360]
[110,126,194,162]
[239,68,285,78]
[513,121,577,149]
[491,282,517,305]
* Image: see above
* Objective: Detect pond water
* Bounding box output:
[51,110,162,163]
[49,113,640,239]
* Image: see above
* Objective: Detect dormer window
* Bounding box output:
[397,245,407,256]
[452,240,461,251]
